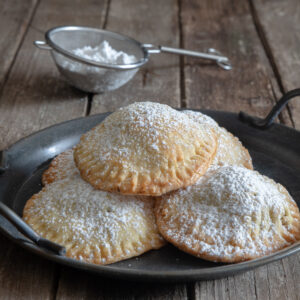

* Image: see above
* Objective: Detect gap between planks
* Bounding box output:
[177,0,187,108]
[86,0,111,117]
[0,0,41,97]
[88,0,186,114]
[248,0,295,128]
[50,264,61,300]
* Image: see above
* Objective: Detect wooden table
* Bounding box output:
[0,0,299,299]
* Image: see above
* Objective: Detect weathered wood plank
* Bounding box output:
[180,0,291,125]
[92,0,180,113]
[0,0,108,149]
[193,272,258,300]
[265,259,296,300]
[57,267,188,300]
[251,0,300,129]
[227,272,257,300]
[282,255,300,299]
[0,0,108,299]
[193,277,230,300]
[0,0,38,89]
[253,265,271,300]
[193,257,299,300]
[0,235,58,300]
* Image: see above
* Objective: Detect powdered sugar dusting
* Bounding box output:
[25,173,162,254]
[53,41,138,93]
[42,149,78,185]
[213,127,252,168]
[78,102,216,174]
[183,110,218,128]
[183,110,252,168]
[72,41,137,65]
[159,165,297,261]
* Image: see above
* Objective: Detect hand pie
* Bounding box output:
[74,102,218,195]
[42,149,78,185]
[155,165,300,263]
[183,110,253,169]
[23,174,165,265]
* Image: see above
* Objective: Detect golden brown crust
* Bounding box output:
[74,102,218,196]
[155,205,300,263]
[214,128,253,169]
[24,176,166,265]
[42,149,76,185]
[155,166,300,263]
[183,110,253,170]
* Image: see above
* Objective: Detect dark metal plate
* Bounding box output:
[1,110,300,282]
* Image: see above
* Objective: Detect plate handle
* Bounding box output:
[239,89,300,129]
[0,202,66,256]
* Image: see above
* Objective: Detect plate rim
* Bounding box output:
[1,109,300,281]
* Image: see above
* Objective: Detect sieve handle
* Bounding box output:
[34,40,52,50]
[143,44,232,70]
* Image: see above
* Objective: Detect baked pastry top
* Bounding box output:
[183,110,219,127]
[42,149,77,185]
[183,110,253,169]
[24,173,165,265]
[155,165,300,263]
[74,102,218,196]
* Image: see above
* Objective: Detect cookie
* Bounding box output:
[183,110,253,169]
[155,165,300,263]
[42,149,78,185]
[23,175,165,265]
[74,102,218,196]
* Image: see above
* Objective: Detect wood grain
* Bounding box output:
[0,0,108,149]
[0,0,38,89]
[281,255,300,299]
[180,0,292,125]
[181,0,299,299]
[0,0,108,299]
[192,258,299,300]
[266,259,294,300]
[251,0,300,129]
[57,267,188,300]
[91,0,180,113]
[0,235,58,300]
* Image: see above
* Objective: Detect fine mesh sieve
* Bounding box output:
[34,26,232,93]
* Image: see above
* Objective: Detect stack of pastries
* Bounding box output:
[23,102,300,264]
